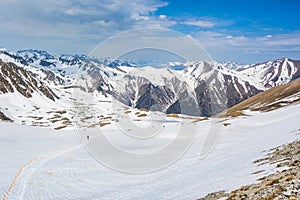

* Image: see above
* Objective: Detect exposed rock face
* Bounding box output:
[0,61,58,100]
[79,61,114,96]
[135,83,175,111]
[194,80,213,116]
[223,74,261,108]
[291,60,300,80]
[39,68,66,85]
[0,111,13,122]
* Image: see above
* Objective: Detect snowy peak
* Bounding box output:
[178,61,262,115]
[17,49,88,65]
[0,49,29,66]
[236,58,300,89]
[127,66,184,86]
[220,61,248,70]
[16,49,86,72]
[17,49,55,61]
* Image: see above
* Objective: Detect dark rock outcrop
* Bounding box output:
[0,111,13,122]
[0,61,58,100]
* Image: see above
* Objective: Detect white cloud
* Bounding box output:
[192,31,300,63]
[264,33,300,46]
[159,15,167,20]
[181,20,216,28]
[194,31,300,49]
[180,17,232,28]
[95,20,114,27]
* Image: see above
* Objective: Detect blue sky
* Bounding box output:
[0,0,299,63]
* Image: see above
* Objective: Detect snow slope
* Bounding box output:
[1,102,299,199]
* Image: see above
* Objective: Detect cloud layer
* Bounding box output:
[0,0,169,38]
[194,31,300,63]
[0,0,299,63]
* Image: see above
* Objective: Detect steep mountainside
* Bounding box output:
[218,78,300,117]
[0,61,58,100]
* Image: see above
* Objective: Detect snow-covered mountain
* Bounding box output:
[236,58,300,89]
[112,62,262,116]
[0,49,300,121]
[111,58,299,116]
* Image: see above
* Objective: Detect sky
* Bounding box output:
[0,0,299,64]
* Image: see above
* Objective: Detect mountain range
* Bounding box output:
[0,49,300,126]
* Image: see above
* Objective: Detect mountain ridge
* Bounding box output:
[0,48,299,121]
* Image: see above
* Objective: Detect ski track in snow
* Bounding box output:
[2,144,84,200]
[1,158,37,200]
[18,145,84,200]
